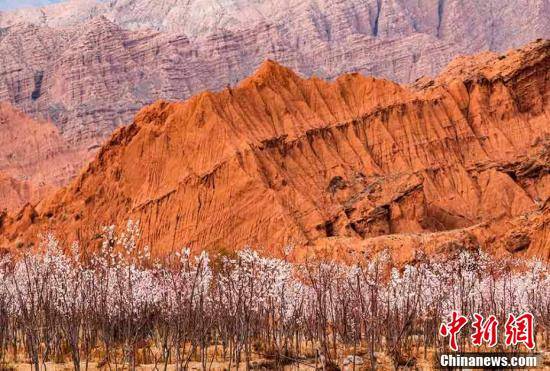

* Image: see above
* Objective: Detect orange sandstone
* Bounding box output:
[1,40,549,261]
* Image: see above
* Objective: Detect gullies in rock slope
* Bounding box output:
[0,102,86,212]
[0,1,547,215]
[1,40,549,262]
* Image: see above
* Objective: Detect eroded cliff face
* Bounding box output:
[1,40,548,261]
[0,102,86,211]
[1,0,546,221]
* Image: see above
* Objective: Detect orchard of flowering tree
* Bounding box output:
[0,222,548,370]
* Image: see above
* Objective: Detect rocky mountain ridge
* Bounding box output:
[2,0,549,47]
[1,40,548,261]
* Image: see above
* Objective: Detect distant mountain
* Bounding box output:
[2,0,549,46]
[0,0,64,11]
[0,102,86,211]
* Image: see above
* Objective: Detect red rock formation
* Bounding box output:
[0,102,87,211]
[1,40,549,261]
[1,0,544,232]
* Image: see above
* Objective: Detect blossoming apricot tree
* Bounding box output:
[0,223,547,370]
